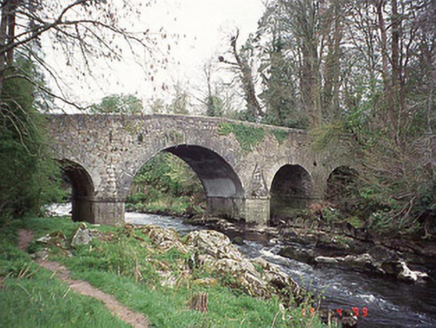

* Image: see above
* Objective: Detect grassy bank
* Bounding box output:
[126,193,203,217]
[0,218,129,328]
[0,216,327,327]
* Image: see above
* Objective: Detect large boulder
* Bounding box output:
[142,225,188,253]
[251,257,304,304]
[185,230,243,261]
[185,230,303,302]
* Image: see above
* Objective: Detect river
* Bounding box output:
[49,205,436,327]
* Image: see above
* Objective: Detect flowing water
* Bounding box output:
[49,205,436,327]
[125,212,436,328]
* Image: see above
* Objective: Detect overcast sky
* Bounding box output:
[45,0,265,112]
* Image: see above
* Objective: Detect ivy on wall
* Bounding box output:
[218,123,265,152]
[271,129,289,145]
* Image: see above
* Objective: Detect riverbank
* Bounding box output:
[0,216,329,327]
[184,215,436,282]
[124,205,436,284]
[126,205,436,262]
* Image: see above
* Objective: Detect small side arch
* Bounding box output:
[270,164,313,221]
[60,159,95,223]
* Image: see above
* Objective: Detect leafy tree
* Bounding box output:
[0,56,63,218]
[246,0,435,236]
[312,0,436,236]
[90,94,143,114]
[167,85,190,115]
[0,1,160,220]
[202,60,224,117]
[148,84,192,115]
[205,95,224,117]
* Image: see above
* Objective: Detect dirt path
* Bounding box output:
[17,230,149,328]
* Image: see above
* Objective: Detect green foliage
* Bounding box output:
[310,121,349,151]
[126,152,205,215]
[218,122,265,152]
[90,94,143,114]
[263,113,310,129]
[205,95,224,117]
[271,128,289,145]
[314,105,436,237]
[0,56,65,218]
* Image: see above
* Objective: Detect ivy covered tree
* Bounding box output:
[0,56,63,218]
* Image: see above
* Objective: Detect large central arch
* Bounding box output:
[127,145,246,220]
[166,145,245,219]
[165,145,244,198]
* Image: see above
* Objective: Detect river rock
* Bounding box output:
[368,245,398,262]
[251,257,303,304]
[314,256,344,264]
[36,231,66,247]
[142,225,188,253]
[185,230,244,261]
[71,223,91,246]
[344,253,383,273]
[232,236,245,245]
[397,261,429,282]
[314,253,385,274]
[279,246,315,263]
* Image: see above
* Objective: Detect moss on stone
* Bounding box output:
[218,122,265,152]
[271,129,289,145]
[347,216,366,229]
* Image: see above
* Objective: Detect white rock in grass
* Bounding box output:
[71,223,92,246]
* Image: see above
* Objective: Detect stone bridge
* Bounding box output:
[46,114,353,226]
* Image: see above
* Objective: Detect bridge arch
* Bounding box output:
[59,159,95,223]
[270,164,313,222]
[123,144,246,220]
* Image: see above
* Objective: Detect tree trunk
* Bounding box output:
[390,0,401,140]
[190,292,208,313]
[230,34,263,118]
[0,0,12,94]
[376,0,392,125]
[6,0,16,66]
